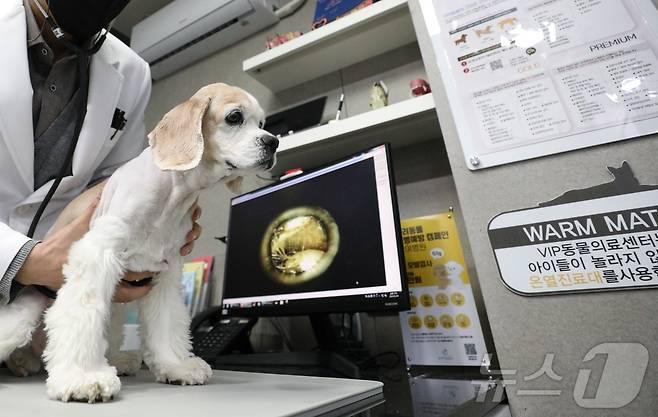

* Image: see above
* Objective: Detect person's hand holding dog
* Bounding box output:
[181,199,202,257]
[15,193,203,303]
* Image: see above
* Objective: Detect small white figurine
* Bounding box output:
[369,80,389,109]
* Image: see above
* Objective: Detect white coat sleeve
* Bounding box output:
[0,224,34,304]
[89,61,152,183]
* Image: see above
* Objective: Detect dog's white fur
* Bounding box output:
[0,83,276,402]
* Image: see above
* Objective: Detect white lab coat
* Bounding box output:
[0,0,152,278]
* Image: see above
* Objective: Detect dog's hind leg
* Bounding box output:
[139,260,212,385]
[7,319,46,377]
[107,303,142,376]
[43,217,126,403]
[0,287,47,364]
[7,343,42,376]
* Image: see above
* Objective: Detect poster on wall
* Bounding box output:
[399,213,487,366]
[418,0,658,170]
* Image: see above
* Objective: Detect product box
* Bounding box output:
[311,0,375,29]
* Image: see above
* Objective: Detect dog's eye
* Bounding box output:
[225,110,244,126]
[258,121,264,129]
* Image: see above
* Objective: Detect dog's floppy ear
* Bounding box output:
[148,97,212,171]
[225,176,244,194]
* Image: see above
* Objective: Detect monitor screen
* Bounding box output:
[221,144,408,316]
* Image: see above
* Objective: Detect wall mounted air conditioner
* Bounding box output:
[131,0,279,80]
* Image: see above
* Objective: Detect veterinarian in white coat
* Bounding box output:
[0,0,201,305]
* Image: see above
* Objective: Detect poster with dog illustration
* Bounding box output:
[419,0,658,170]
[399,213,488,366]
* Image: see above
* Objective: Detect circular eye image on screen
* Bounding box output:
[260,207,339,285]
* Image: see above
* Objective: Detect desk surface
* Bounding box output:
[1,369,383,417]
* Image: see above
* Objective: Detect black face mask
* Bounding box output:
[48,0,130,45]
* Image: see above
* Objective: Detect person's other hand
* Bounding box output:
[180,200,202,256]
[114,271,154,303]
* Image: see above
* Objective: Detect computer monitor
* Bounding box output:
[221,143,408,317]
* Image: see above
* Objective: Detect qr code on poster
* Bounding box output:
[490,59,503,71]
[464,343,477,355]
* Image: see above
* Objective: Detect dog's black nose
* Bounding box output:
[260,134,279,152]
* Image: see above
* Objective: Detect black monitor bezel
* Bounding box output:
[221,143,409,317]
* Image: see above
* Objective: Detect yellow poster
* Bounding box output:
[399,213,488,366]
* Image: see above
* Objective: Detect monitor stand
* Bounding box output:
[213,314,362,378]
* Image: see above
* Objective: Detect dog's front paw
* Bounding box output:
[47,366,121,403]
[109,351,142,376]
[152,356,212,386]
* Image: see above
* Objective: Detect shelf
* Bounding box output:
[243,0,416,91]
[272,94,440,175]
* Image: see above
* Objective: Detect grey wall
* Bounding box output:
[143,1,491,354]
[409,0,658,416]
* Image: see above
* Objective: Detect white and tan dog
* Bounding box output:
[0,83,278,402]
